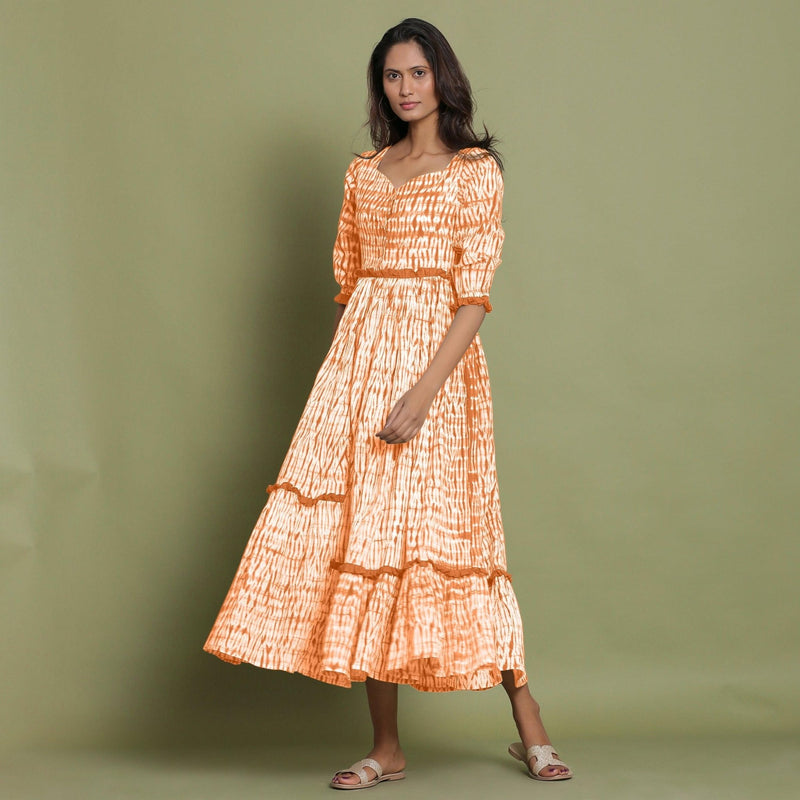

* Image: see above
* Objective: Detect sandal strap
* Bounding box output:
[526,744,569,773]
[344,757,383,784]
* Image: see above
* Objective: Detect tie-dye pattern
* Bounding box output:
[202,146,528,692]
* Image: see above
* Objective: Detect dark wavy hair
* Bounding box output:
[358,18,503,170]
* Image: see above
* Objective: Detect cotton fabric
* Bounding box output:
[203,145,528,692]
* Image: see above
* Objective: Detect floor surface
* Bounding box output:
[2,734,799,799]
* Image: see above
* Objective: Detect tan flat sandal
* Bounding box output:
[329,756,406,790]
[508,741,574,781]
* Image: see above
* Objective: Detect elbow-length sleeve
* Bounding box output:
[332,158,361,304]
[451,154,505,313]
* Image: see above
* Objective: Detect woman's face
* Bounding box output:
[382,41,440,124]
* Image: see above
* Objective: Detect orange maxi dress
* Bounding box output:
[203,145,528,692]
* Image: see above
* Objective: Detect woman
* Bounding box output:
[203,17,573,788]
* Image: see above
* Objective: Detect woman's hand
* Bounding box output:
[375,383,437,444]
[373,305,486,444]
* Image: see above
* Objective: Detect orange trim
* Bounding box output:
[266,482,346,505]
[333,290,352,304]
[450,296,493,313]
[354,267,450,279]
[330,558,512,584]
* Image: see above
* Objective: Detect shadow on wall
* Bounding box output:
[117,135,371,751]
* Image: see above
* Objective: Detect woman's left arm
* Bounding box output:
[376,154,503,445]
[375,304,485,444]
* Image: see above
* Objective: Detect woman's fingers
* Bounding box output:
[380,418,421,444]
[375,398,404,438]
[383,399,403,428]
[375,387,430,443]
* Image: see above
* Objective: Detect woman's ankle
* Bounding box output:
[371,740,403,754]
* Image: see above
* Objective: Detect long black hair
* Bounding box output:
[359,18,503,170]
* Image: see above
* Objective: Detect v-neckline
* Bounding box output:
[373,145,462,191]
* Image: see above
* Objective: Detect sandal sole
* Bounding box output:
[330,771,406,790]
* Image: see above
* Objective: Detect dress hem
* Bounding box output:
[202,645,528,693]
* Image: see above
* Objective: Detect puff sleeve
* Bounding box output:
[451,154,505,313]
[332,158,361,304]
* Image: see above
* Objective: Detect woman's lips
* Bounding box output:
[400,102,419,110]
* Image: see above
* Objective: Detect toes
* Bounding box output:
[333,768,378,785]
[531,760,568,778]
[540,765,568,777]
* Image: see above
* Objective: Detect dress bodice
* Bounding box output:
[332,145,506,314]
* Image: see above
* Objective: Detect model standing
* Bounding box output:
[203,17,573,788]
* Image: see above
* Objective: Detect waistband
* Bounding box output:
[354,267,451,279]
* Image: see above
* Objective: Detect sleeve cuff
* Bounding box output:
[449,295,493,313]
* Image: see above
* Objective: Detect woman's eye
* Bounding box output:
[415,70,426,77]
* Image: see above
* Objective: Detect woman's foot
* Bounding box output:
[501,671,571,778]
[522,744,571,779]
[330,745,406,787]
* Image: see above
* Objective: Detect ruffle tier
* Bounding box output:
[203,486,528,692]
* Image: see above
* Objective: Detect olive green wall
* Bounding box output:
[1,0,797,752]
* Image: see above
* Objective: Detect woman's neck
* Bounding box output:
[400,116,449,156]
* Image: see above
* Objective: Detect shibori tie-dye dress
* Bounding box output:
[202,145,529,692]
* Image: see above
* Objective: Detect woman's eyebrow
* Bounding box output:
[383,65,429,72]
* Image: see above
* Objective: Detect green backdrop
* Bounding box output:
[1,0,798,755]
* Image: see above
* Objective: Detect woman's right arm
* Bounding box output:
[331,158,360,336]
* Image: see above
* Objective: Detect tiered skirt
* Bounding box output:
[203,274,528,692]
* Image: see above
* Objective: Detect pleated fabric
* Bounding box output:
[203,146,528,692]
